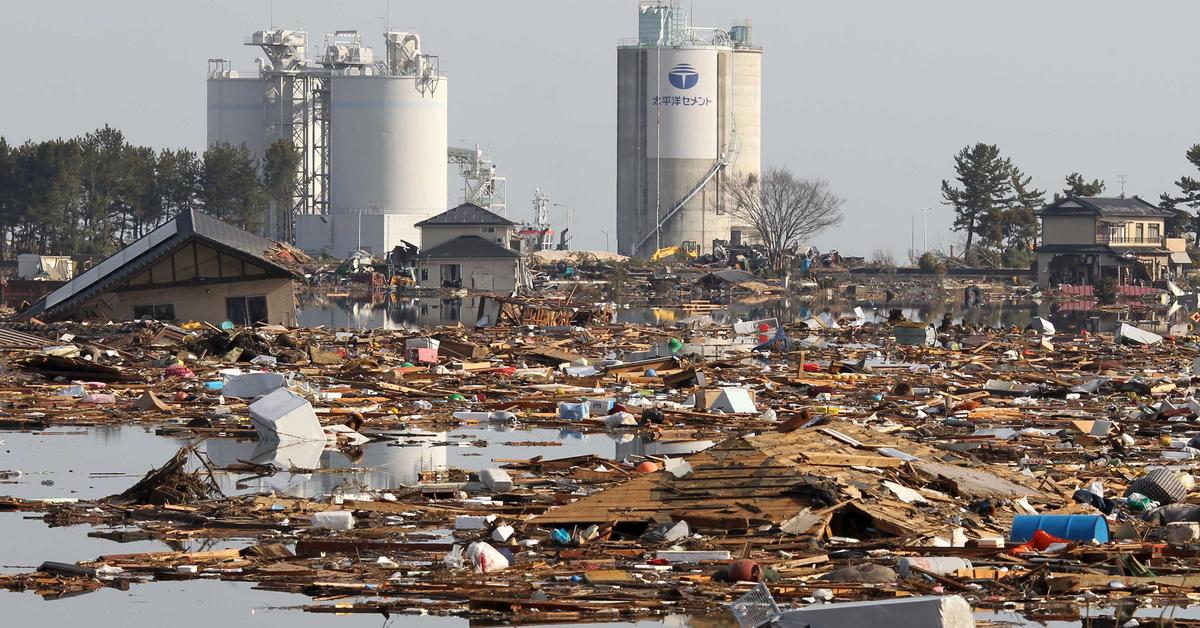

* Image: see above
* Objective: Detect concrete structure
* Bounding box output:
[415,204,523,292]
[617,1,761,258]
[206,72,269,166]
[21,210,298,326]
[1035,196,1190,289]
[207,33,322,242]
[329,75,448,220]
[208,29,451,255]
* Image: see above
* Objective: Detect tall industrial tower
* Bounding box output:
[616,1,761,258]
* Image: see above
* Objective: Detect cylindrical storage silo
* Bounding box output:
[329,75,448,252]
[726,47,762,245]
[616,4,762,259]
[617,44,735,258]
[207,78,266,158]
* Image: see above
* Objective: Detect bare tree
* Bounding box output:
[724,168,844,273]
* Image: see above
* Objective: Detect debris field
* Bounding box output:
[2,307,1200,626]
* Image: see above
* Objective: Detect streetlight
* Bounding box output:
[599,230,610,252]
[919,207,929,254]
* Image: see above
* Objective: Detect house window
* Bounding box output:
[1108,224,1125,243]
[420,268,429,281]
[1136,224,1145,242]
[440,264,461,287]
[1149,224,1161,240]
[132,304,175,321]
[226,296,268,326]
[481,227,495,233]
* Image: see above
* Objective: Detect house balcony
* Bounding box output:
[1096,234,1164,247]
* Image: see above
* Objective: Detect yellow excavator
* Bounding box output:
[650,241,700,262]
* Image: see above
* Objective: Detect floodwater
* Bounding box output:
[4,427,1200,625]
[297,292,1188,336]
[0,424,672,502]
[1,577,727,628]
[0,424,719,624]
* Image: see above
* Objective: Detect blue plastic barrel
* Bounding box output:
[1010,514,1109,543]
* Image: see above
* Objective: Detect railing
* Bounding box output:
[1097,235,1164,246]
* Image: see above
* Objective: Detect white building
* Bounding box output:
[207,29,448,257]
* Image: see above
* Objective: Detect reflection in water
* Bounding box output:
[200,426,725,498]
[614,299,1187,336]
[297,293,494,330]
[204,431,448,497]
[297,292,1188,337]
[615,435,715,459]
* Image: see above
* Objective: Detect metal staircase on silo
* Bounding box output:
[635,117,741,257]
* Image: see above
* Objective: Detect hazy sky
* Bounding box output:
[4,0,1200,256]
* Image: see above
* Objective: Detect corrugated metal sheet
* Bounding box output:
[0,327,54,349]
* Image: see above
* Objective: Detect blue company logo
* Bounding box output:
[668,63,699,90]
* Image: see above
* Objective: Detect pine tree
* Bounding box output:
[1053,173,1105,202]
[941,143,1014,261]
[261,139,300,239]
[0,138,13,259]
[1004,167,1044,250]
[200,143,265,232]
[1161,144,1200,242]
[155,148,202,221]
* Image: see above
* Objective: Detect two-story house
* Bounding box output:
[1035,196,1190,289]
[414,203,525,292]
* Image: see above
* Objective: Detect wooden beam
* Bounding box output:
[799,452,904,468]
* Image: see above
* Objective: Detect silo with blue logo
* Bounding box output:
[616,1,761,258]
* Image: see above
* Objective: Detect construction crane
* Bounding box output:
[447,145,506,214]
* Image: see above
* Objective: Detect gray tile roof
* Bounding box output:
[420,235,521,260]
[415,203,516,227]
[1039,196,1174,218]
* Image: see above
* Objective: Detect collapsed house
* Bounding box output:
[534,422,1045,540]
[20,210,299,325]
